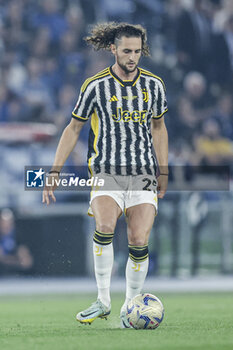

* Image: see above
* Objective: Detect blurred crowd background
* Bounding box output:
[0,0,233,278]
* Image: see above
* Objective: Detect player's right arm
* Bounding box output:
[42,118,84,205]
[43,77,96,205]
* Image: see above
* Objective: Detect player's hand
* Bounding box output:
[157,174,168,199]
[42,173,59,205]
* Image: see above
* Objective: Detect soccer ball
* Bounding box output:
[126,293,164,329]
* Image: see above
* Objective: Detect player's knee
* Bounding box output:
[96,222,116,234]
[128,244,149,263]
[128,231,148,246]
[128,226,150,245]
[129,237,147,246]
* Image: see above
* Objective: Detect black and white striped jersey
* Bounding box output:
[72,66,168,176]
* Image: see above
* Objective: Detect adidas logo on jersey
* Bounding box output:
[109,95,118,102]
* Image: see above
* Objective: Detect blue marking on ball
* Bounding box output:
[143,295,157,306]
[139,315,151,329]
[127,304,135,315]
[153,310,164,323]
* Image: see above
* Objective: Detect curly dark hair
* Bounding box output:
[85,22,150,56]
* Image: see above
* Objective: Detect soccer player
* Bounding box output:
[42,22,168,328]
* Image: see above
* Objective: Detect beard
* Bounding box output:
[116,57,138,74]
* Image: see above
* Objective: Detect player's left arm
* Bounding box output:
[151,117,168,198]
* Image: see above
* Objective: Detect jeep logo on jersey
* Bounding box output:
[112,107,147,123]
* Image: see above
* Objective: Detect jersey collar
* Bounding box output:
[109,66,141,87]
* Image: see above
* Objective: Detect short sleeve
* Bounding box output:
[72,81,96,122]
[152,80,168,119]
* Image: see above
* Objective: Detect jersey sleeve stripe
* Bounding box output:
[72,111,89,121]
[152,108,168,119]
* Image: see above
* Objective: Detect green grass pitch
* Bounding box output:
[0,292,233,350]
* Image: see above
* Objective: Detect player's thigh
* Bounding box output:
[91,195,122,232]
[126,203,156,245]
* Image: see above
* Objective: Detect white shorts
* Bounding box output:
[88,174,158,216]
